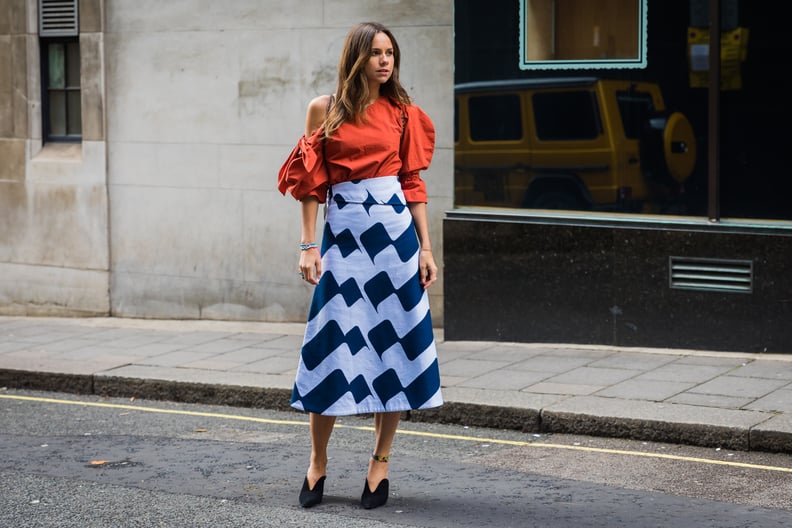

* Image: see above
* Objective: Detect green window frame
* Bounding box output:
[519,0,648,70]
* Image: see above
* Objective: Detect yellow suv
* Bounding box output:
[454,77,697,212]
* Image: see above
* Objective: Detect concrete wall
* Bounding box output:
[0,0,109,316]
[0,0,453,324]
[105,0,453,323]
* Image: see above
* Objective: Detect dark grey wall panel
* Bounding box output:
[443,212,792,353]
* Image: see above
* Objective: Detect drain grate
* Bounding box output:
[669,256,753,293]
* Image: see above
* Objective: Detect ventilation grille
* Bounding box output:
[39,0,79,37]
[669,257,753,293]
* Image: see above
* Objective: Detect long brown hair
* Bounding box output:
[324,22,411,138]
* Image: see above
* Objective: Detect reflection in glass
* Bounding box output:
[521,0,646,70]
[454,79,694,214]
[49,92,66,136]
[66,42,80,87]
[457,0,792,221]
[533,91,600,140]
[48,43,65,88]
[67,91,82,135]
[469,95,521,141]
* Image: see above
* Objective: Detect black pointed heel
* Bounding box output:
[299,475,326,508]
[361,478,389,509]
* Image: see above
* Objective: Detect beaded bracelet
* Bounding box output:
[299,242,318,251]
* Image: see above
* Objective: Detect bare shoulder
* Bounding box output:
[305,94,333,135]
[308,94,332,113]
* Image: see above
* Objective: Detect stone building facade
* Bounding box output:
[0,0,453,324]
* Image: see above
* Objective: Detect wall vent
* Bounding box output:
[39,0,79,37]
[669,256,753,293]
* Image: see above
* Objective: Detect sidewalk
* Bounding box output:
[1,315,791,454]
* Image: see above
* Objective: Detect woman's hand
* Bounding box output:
[419,248,438,289]
[406,202,437,290]
[298,197,321,285]
[298,247,322,285]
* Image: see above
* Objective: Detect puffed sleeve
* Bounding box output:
[277,127,330,202]
[398,104,436,203]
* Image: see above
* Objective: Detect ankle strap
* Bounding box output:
[371,453,389,462]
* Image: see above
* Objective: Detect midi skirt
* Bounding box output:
[290,176,444,416]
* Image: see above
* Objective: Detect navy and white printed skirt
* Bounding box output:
[290,176,444,416]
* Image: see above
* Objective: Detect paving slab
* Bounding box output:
[2,315,792,455]
[542,395,771,450]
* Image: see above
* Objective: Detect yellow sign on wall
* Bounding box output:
[688,27,749,90]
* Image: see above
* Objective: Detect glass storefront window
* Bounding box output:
[454,0,792,221]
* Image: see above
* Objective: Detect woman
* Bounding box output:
[277,22,443,509]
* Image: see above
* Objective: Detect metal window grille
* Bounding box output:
[669,256,753,294]
[39,0,79,37]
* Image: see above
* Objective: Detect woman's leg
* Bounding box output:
[307,413,336,487]
[367,411,400,491]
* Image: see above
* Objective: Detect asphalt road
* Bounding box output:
[1,389,791,527]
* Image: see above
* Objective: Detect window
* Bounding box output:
[533,91,601,140]
[39,0,80,143]
[615,89,656,139]
[519,0,647,70]
[457,0,792,220]
[41,38,81,142]
[469,95,522,141]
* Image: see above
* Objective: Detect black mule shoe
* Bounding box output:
[299,475,325,508]
[360,478,389,509]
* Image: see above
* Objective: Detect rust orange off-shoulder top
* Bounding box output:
[277,96,435,203]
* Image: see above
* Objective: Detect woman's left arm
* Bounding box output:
[408,202,438,289]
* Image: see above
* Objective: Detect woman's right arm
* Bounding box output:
[297,95,332,285]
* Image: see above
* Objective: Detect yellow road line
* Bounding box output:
[3,393,791,474]
[0,394,309,426]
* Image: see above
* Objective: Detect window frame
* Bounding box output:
[40,36,82,143]
[518,0,648,71]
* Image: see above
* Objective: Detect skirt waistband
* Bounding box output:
[329,176,405,206]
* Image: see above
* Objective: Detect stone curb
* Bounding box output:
[2,368,791,454]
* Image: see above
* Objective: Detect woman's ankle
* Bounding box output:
[307,457,327,483]
[366,453,389,485]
